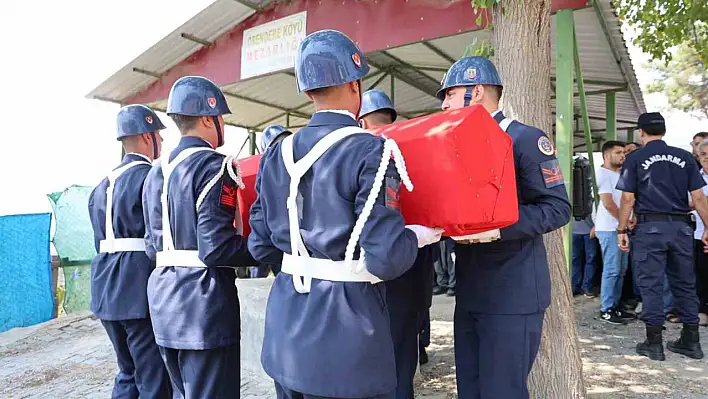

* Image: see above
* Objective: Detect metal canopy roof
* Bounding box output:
[88,0,645,152]
[87,0,265,102]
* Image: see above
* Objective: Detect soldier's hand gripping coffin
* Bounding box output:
[235,105,518,237]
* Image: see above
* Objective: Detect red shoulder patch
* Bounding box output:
[219,180,238,209]
[385,176,401,211]
[540,159,564,188]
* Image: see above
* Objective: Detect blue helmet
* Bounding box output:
[258,124,291,153]
[360,90,397,121]
[116,104,165,159]
[295,30,370,93]
[436,56,503,102]
[166,76,231,147]
[166,76,231,116]
[116,104,166,140]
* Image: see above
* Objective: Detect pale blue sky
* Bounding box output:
[0,1,704,217]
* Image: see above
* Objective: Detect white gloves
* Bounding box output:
[406,225,445,248]
[452,229,501,244]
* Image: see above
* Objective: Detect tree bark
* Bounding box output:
[491,1,587,398]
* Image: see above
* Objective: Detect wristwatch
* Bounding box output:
[617,228,629,234]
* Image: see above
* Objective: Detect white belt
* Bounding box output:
[452,229,501,243]
[155,250,233,269]
[280,253,382,284]
[99,238,146,253]
[156,250,206,268]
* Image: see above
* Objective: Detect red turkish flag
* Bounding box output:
[234,105,518,237]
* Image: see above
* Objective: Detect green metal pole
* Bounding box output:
[573,24,599,207]
[249,130,256,155]
[606,92,617,140]
[390,74,395,105]
[556,9,575,270]
[237,136,249,157]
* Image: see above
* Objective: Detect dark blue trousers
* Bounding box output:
[454,307,544,399]
[632,221,699,326]
[159,344,240,398]
[101,319,172,399]
[571,233,599,293]
[388,309,420,399]
[275,382,394,399]
[419,309,430,349]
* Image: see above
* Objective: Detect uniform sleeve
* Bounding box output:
[247,154,283,265]
[141,169,156,261]
[195,154,255,267]
[354,138,418,280]
[615,156,636,193]
[686,154,706,192]
[499,128,571,241]
[87,187,101,253]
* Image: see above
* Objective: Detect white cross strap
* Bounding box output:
[99,161,151,254]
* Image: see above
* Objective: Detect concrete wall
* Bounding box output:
[237,277,274,382]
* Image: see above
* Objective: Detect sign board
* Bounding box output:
[241,11,307,80]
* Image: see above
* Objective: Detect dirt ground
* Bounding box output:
[1,294,707,398]
[414,295,708,399]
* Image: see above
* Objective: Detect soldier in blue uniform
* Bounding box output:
[250,124,293,278]
[359,89,435,399]
[616,112,707,361]
[248,30,443,399]
[359,89,397,129]
[438,57,571,398]
[142,76,254,397]
[258,124,292,154]
[88,104,171,398]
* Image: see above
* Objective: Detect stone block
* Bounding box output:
[236,278,274,384]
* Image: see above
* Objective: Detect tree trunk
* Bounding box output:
[491,1,587,398]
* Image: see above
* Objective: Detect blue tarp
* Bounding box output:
[0,213,53,333]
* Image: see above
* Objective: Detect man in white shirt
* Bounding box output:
[596,141,635,324]
[691,132,708,167]
[693,142,708,326]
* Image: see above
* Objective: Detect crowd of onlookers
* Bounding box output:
[572,132,708,327]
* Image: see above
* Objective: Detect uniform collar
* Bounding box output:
[124,152,152,164]
[177,136,213,149]
[492,110,505,124]
[645,139,666,147]
[307,111,359,127]
[319,109,357,120]
[169,136,213,162]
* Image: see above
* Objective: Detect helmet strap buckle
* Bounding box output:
[463,86,474,107]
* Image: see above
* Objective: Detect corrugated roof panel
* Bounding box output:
[561,8,625,83]
[385,42,452,69]
[594,0,646,113]
[426,30,491,63]
[223,73,304,112]
[364,78,439,115]
[88,0,645,144]
[86,0,256,101]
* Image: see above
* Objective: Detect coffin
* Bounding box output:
[235,104,518,238]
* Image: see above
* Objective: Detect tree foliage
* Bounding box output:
[645,42,708,118]
[616,0,707,63]
[464,0,500,58]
